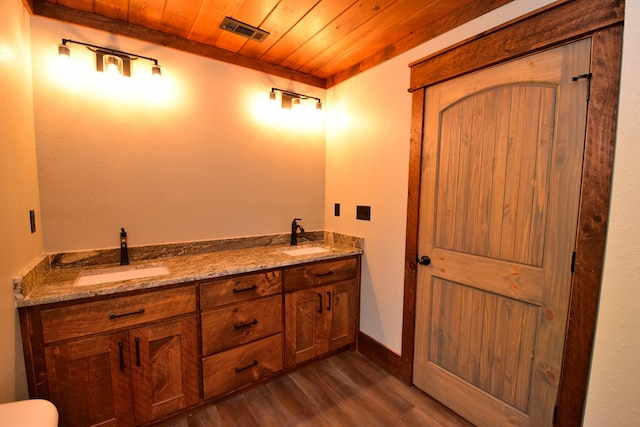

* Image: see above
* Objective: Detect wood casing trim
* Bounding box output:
[555,25,623,426]
[408,0,624,92]
[401,0,624,425]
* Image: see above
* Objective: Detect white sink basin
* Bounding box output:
[75,265,170,286]
[280,246,331,256]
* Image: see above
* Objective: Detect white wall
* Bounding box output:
[30,17,327,253]
[583,1,640,425]
[326,0,557,353]
[0,0,43,403]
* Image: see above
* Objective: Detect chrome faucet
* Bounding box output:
[120,228,129,265]
[291,218,305,246]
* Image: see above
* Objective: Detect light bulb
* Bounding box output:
[58,44,70,58]
[104,55,122,76]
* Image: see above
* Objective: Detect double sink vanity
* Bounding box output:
[15,232,362,426]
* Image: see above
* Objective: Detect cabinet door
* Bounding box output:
[129,316,200,424]
[44,332,135,427]
[284,286,331,367]
[328,279,358,351]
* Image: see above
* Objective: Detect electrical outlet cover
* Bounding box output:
[356,205,371,221]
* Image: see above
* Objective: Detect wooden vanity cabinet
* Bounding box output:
[283,256,360,368]
[20,285,199,427]
[20,253,361,425]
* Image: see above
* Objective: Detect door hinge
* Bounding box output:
[553,404,559,424]
[572,73,592,101]
[571,251,577,273]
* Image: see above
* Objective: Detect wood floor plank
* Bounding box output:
[157,351,472,427]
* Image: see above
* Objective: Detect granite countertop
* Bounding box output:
[15,233,363,308]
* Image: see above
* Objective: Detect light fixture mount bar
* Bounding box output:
[61,38,160,65]
[270,87,321,104]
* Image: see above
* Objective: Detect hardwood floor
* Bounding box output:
[156,351,473,426]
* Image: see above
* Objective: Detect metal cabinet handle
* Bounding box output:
[135,337,141,367]
[317,293,323,313]
[118,341,125,372]
[327,291,332,311]
[234,360,258,373]
[234,319,258,330]
[315,271,334,277]
[109,308,145,319]
[233,284,258,293]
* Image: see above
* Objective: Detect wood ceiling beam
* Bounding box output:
[30,1,327,89]
[22,0,34,14]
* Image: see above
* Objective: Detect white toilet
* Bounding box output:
[0,399,58,426]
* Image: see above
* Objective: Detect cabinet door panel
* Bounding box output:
[285,287,330,368]
[44,332,134,427]
[329,280,358,350]
[130,316,199,424]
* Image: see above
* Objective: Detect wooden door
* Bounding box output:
[413,39,591,426]
[44,332,135,427]
[284,286,331,367]
[129,316,200,424]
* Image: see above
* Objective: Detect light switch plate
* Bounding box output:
[29,210,36,233]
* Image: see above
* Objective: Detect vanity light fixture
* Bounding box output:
[57,38,162,77]
[269,87,322,110]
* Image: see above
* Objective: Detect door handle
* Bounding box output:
[317,293,323,313]
[326,291,331,311]
[417,255,431,266]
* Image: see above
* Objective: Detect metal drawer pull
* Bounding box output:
[233,319,258,330]
[118,341,125,372]
[135,337,141,367]
[234,360,258,373]
[315,271,334,277]
[109,307,145,319]
[232,284,258,293]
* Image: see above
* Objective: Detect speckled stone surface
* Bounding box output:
[15,231,363,308]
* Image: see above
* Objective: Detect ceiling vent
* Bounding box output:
[220,17,270,42]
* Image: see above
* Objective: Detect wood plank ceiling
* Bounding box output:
[27,0,513,88]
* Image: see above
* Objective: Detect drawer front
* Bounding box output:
[201,295,282,356]
[283,257,359,292]
[41,286,196,343]
[200,270,281,310]
[202,334,283,399]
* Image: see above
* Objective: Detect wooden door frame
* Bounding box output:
[401,0,624,425]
